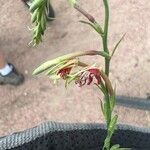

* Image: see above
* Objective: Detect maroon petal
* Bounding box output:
[95,75,101,84]
[87,74,93,85]
[57,67,72,79]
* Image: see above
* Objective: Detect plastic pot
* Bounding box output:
[0,122,150,150]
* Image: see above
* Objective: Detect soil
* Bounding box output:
[0,0,150,136]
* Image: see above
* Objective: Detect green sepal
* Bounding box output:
[100,99,105,117]
[96,82,108,97]
[79,20,103,36]
[94,22,104,35]
[65,75,78,88]
[46,61,67,75]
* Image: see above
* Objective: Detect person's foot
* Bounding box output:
[22,0,55,21]
[0,64,24,86]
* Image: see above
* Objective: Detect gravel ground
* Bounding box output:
[0,0,150,136]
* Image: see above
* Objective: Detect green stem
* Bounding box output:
[105,59,110,77]
[103,0,110,76]
[102,0,110,76]
[103,0,109,54]
[102,1,112,149]
[102,0,111,127]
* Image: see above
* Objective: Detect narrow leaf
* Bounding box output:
[110,86,116,111]
[104,102,108,121]
[111,33,126,57]
[110,144,120,150]
[108,115,118,136]
[118,148,132,150]
[110,94,116,112]
[103,136,111,150]
[119,148,131,150]
[100,99,105,117]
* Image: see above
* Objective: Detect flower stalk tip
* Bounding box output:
[74,4,95,23]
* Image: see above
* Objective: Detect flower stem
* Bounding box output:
[102,1,113,150]
[101,1,119,150]
[102,0,111,126]
[103,0,110,76]
[103,0,109,53]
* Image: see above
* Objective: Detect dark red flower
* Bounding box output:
[75,68,101,87]
[57,67,72,79]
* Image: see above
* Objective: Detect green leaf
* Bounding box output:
[110,144,120,150]
[103,136,111,150]
[111,33,126,57]
[110,94,116,112]
[119,148,131,150]
[100,99,105,116]
[108,115,118,137]
[103,116,118,150]
[103,101,108,121]
[110,145,131,150]
[110,86,116,111]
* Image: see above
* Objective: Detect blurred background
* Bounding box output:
[0,0,150,136]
